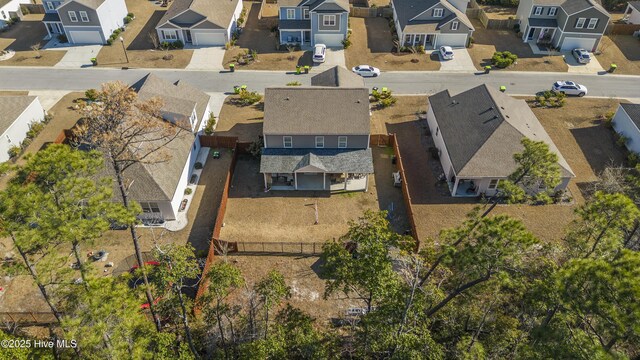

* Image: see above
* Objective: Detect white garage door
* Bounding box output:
[435,34,468,48]
[561,37,597,51]
[194,32,226,46]
[314,34,344,47]
[69,31,103,44]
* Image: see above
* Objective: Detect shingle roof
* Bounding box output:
[304,0,349,11]
[263,87,370,136]
[620,103,640,129]
[629,1,640,11]
[311,66,364,87]
[279,19,311,29]
[59,0,106,10]
[158,0,241,29]
[0,96,38,136]
[428,85,574,178]
[392,0,474,33]
[528,18,558,27]
[260,148,374,173]
[532,0,608,15]
[42,13,61,22]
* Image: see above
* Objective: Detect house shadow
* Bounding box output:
[215,122,263,143]
[371,147,412,234]
[569,125,627,177]
[610,35,640,61]
[127,10,166,50]
[0,20,48,51]
[365,17,395,53]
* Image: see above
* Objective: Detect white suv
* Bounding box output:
[552,81,588,97]
[313,44,326,63]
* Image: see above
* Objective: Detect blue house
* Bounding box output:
[278,0,349,47]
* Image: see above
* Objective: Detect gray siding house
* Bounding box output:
[427,84,574,197]
[516,0,610,52]
[278,0,349,47]
[260,66,373,192]
[42,0,128,44]
[155,0,243,46]
[612,103,640,154]
[391,0,474,49]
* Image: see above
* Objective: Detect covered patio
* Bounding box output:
[524,18,558,51]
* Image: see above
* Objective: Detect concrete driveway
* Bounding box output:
[437,48,476,72]
[186,46,225,70]
[45,38,102,68]
[564,51,604,74]
[313,47,345,71]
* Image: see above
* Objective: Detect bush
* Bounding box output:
[342,38,352,48]
[161,41,170,50]
[184,187,193,195]
[603,111,615,128]
[616,134,629,147]
[194,162,203,170]
[203,113,216,135]
[416,45,425,54]
[378,97,397,108]
[124,16,133,24]
[627,152,639,167]
[286,81,301,86]
[237,89,262,106]
[491,51,518,68]
[43,114,53,124]
[127,12,135,18]
[85,89,98,101]
[7,145,21,159]
[58,34,68,43]
[26,122,45,139]
[171,40,184,49]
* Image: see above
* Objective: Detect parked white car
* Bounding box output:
[552,81,588,97]
[571,48,591,64]
[439,46,454,60]
[313,44,326,63]
[351,65,380,77]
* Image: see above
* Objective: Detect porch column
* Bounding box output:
[451,178,459,197]
[263,173,268,191]
[423,34,427,47]
[344,172,347,190]
[323,173,326,190]
[44,23,52,38]
[294,172,298,190]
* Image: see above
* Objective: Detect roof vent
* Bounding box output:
[356,99,361,103]
[500,106,505,110]
[451,100,458,105]
[285,97,290,100]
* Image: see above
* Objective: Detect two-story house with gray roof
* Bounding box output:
[260,66,373,192]
[516,0,610,52]
[391,0,474,49]
[155,0,243,46]
[278,0,349,47]
[427,84,574,197]
[42,0,127,44]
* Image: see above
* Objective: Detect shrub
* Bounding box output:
[124,16,133,24]
[616,134,629,147]
[603,111,615,128]
[237,89,262,106]
[58,34,68,43]
[194,162,203,170]
[342,38,352,48]
[85,89,98,101]
[127,12,135,18]
[171,40,184,49]
[7,145,21,159]
[43,114,53,124]
[184,187,193,195]
[286,81,302,86]
[378,97,397,108]
[26,122,45,139]
[247,137,264,158]
[491,51,518,68]
[534,192,553,205]
[627,152,639,167]
[203,113,216,135]
[161,41,170,50]
[416,45,425,54]
[106,38,114,46]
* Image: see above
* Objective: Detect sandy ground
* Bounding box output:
[595,35,640,75]
[0,15,66,66]
[478,5,517,20]
[215,97,264,142]
[345,17,441,71]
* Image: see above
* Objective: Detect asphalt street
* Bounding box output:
[0,67,638,99]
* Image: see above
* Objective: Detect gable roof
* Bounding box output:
[0,96,38,136]
[620,103,640,129]
[58,0,106,10]
[428,85,574,178]
[296,0,349,11]
[158,0,240,28]
[629,1,640,11]
[260,148,374,174]
[532,0,608,15]
[311,66,365,87]
[263,87,370,136]
[392,0,474,33]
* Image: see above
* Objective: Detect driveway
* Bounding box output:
[313,48,345,71]
[437,48,476,72]
[186,46,226,70]
[45,39,102,68]
[564,51,605,74]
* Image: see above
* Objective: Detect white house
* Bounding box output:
[0,0,30,29]
[624,1,640,24]
[612,103,640,154]
[0,96,46,163]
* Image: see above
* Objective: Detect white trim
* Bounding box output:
[451,21,459,30]
[548,7,557,16]
[564,4,609,17]
[161,29,178,40]
[587,18,598,29]
[283,136,292,148]
[433,8,444,17]
[287,8,295,19]
[303,8,309,19]
[322,14,336,26]
[68,10,78,22]
[79,10,89,22]
[534,6,542,15]
[315,136,324,148]
[45,1,55,10]
[338,136,347,148]
[575,17,585,28]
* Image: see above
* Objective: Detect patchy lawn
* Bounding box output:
[468,19,568,72]
[370,95,428,134]
[0,15,66,66]
[478,5,517,20]
[95,0,193,68]
[345,17,441,71]
[223,1,312,70]
[595,35,640,75]
[215,96,264,142]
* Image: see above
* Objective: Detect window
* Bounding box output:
[548,7,557,16]
[534,6,542,15]
[283,136,292,148]
[303,8,309,19]
[338,136,347,148]
[315,136,324,148]
[140,202,161,214]
[68,11,78,22]
[1,10,5,19]
[162,30,178,40]
[323,15,336,26]
[488,179,499,189]
[79,11,89,22]
[451,21,459,30]
[286,9,295,19]
[575,17,586,28]
[45,2,55,10]
[587,18,598,29]
[433,8,444,17]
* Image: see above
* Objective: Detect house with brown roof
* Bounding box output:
[427,84,574,197]
[0,96,45,162]
[260,67,373,192]
[155,0,243,46]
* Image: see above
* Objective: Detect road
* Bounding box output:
[0,67,638,99]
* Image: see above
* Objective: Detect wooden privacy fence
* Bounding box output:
[214,240,325,255]
[390,133,420,251]
[466,3,519,30]
[606,23,640,35]
[21,4,45,14]
[370,133,392,147]
[0,312,58,326]
[199,135,240,149]
[349,6,393,18]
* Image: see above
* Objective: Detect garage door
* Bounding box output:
[314,34,344,47]
[561,37,597,52]
[69,31,103,44]
[435,34,468,48]
[194,32,226,46]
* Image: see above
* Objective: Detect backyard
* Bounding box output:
[0,14,65,66]
[467,19,568,72]
[345,17,441,71]
[595,35,640,75]
[214,96,264,142]
[95,0,193,68]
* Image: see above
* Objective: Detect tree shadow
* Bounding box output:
[569,126,627,177]
[128,10,166,50]
[365,17,394,53]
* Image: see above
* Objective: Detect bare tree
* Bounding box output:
[74,81,187,331]
[30,43,41,59]
[148,31,159,49]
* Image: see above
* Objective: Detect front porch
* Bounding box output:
[402,33,436,49]
[448,178,480,197]
[279,29,312,45]
[264,171,369,192]
[43,13,64,39]
[523,19,558,51]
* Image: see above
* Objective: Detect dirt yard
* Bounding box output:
[215,96,264,142]
[370,95,428,134]
[0,15,66,66]
[478,5,517,19]
[223,1,312,70]
[96,0,193,68]
[468,20,568,72]
[345,17,441,71]
[595,35,640,75]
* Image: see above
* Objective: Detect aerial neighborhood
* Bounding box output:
[0,0,639,357]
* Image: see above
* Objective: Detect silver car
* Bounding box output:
[552,81,588,97]
[571,48,591,64]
